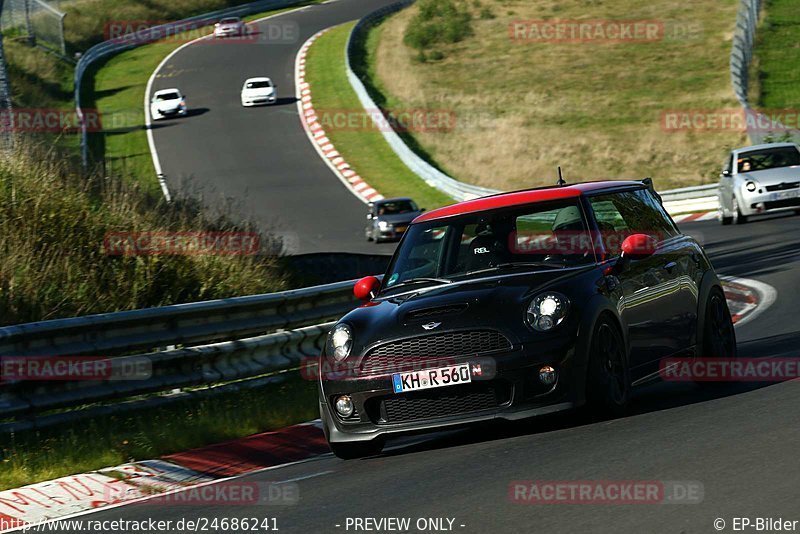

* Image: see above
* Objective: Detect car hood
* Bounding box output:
[339,267,596,357]
[152,100,182,112]
[739,165,800,184]
[375,212,420,225]
[217,23,241,30]
[242,87,275,97]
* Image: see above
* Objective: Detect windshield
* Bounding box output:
[219,17,240,24]
[155,92,180,101]
[382,199,595,293]
[246,81,273,89]
[737,146,800,172]
[376,200,418,216]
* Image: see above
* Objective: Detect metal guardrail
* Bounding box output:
[344,2,719,214]
[0,279,364,432]
[74,0,304,167]
[345,0,496,203]
[730,0,799,144]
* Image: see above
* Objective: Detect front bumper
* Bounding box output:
[740,187,800,216]
[319,338,581,443]
[242,95,277,106]
[375,226,408,241]
[153,107,186,120]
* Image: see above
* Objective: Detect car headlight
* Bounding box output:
[526,292,570,332]
[745,181,757,192]
[327,323,353,362]
[378,221,390,230]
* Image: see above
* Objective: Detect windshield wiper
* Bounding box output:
[385,277,452,291]
[463,262,567,277]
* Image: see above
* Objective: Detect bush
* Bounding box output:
[0,143,287,325]
[403,0,473,51]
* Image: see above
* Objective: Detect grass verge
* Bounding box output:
[304,23,453,209]
[86,3,323,194]
[755,0,800,110]
[0,374,317,490]
[369,0,747,191]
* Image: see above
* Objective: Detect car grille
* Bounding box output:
[404,304,468,323]
[369,382,510,424]
[765,182,800,192]
[360,330,512,374]
[763,198,800,210]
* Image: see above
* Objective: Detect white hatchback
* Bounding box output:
[241,77,277,107]
[214,17,245,38]
[150,88,187,120]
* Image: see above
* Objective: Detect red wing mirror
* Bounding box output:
[354,276,380,301]
[621,234,658,259]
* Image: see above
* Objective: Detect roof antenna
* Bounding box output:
[557,166,566,187]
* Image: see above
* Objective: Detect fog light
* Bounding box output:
[335,395,354,417]
[538,366,557,386]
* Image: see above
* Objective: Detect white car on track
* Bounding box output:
[150,88,187,120]
[214,17,246,38]
[718,142,800,224]
[241,77,277,107]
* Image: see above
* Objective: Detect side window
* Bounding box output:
[636,189,679,238]
[589,190,678,256]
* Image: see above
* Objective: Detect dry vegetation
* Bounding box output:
[372,0,747,191]
[0,143,286,325]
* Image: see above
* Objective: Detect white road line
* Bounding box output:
[144,6,312,202]
[275,470,334,484]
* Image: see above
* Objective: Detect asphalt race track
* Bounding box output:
[56,213,800,533]
[148,0,399,255]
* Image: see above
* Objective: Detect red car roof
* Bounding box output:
[413,181,638,224]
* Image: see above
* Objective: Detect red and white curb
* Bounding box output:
[672,211,717,224]
[0,421,326,532]
[721,276,777,327]
[295,29,384,205]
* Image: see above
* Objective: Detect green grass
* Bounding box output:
[304,23,453,209]
[755,0,800,110]
[0,374,317,490]
[86,3,323,193]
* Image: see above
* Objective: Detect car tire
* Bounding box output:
[329,440,384,460]
[585,317,630,418]
[719,206,733,225]
[732,197,748,224]
[695,288,737,386]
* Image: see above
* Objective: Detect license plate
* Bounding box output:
[771,190,799,201]
[392,363,471,393]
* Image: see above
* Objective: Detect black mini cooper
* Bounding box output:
[319,181,736,459]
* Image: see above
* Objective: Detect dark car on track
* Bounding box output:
[365,197,423,243]
[320,180,736,459]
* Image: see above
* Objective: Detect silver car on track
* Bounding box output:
[365,198,424,243]
[718,142,800,224]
